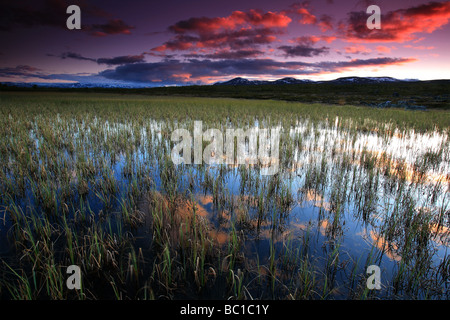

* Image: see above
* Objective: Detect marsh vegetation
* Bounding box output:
[0,92,449,300]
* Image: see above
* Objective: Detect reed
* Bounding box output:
[0,92,448,300]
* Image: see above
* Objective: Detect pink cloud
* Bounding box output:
[339,1,450,43]
[376,46,392,53]
[168,9,291,34]
[344,44,372,54]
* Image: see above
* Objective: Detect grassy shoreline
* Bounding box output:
[2,79,450,110]
[1,92,449,132]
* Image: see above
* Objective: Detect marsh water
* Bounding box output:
[1,106,449,299]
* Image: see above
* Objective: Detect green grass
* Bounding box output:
[0,91,448,300]
[2,79,449,110]
[0,91,448,132]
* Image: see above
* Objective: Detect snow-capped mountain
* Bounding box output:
[214,77,314,85]
[1,76,424,89]
[213,76,415,86]
[323,76,404,84]
[213,77,271,85]
[272,77,314,85]
[0,82,154,89]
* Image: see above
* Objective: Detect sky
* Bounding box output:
[0,0,449,86]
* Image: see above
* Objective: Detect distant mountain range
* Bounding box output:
[213,77,314,86]
[0,76,430,89]
[213,76,420,86]
[0,82,152,89]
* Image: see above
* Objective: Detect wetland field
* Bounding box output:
[0,91,449,300]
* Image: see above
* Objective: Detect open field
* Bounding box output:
[135,80,450,110]
[3,79,449,110]
[0,92,449,300]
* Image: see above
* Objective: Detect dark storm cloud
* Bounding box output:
[0,64,96,82]
[96,54,145,65]
[47,52,97,62]
[99,59,308,84]
[278,45,330,57]
[48,52,145,65]
[0,0,135,36]
[86,19,135,37]
[98,57,416,84]
[0,0,66,31]
[0,65,45,78]
[184,49,264,59]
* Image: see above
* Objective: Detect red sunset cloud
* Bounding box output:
[289,2,333,31]
[339,1,450,42]
[168,9,291,34]
[376,46,392,53]
[2,0,448,85]
[152,8,291,53]
[344,44,372,54]
[152,27,282,52]
[290,35,337,45]
[297,7,318,25]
